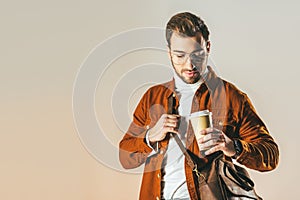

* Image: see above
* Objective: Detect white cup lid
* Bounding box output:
[189,109,211,119]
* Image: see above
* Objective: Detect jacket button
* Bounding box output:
[157,173,160,178]
[156,197,160,200]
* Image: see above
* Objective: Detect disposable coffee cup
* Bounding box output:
[189,110,213,141]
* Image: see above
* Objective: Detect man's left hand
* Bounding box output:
[197,127,236,157]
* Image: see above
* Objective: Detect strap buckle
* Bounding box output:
[193,164,206,184]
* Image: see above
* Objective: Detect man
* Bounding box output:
[119,12,279,200]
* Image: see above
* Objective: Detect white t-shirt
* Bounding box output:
[161,71,202,199]
[146,68,208,199]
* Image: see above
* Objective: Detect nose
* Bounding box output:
[184,57,194,70]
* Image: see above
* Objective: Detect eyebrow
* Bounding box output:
[171,49,205,54]
[172,50,186,53]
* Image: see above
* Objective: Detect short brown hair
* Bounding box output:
[166,12,210,47]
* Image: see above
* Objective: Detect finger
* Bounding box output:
[150,127,178,141]
[203,127,222,134]
[166,114,180,119]
[164,127,179,135]
[163,116,178,124]
[165,118,179,123]
[204,143,225,156]
[199,127,214,136]
[164,118,179,127]
[204,127,214,133]
[208,128,223,134]
[199,139,218,150]
[198,132,223,143]
[164,121,177,128]
[198,137,226,151]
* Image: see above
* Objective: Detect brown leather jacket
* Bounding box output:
[119,66,279,200]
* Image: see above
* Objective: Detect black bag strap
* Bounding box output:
[168,93,205,182]
[167,72,228,183]
[170,132,205,180]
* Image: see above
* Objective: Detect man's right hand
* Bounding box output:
[148,114,180,143]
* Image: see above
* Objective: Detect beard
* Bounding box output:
[176,69,201,84]
[173,61,206,84]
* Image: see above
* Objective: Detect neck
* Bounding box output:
[173,72,202,93]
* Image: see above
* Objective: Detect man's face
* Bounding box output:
[168,32,210,84]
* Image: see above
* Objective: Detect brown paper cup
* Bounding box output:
[189,110,213,141]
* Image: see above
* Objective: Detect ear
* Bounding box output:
[167,45,172,60]
[206,41,211,53]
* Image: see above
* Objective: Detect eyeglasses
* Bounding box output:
[170,50,207,65]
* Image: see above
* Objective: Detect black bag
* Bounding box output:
[198,154,263,200]
[171,133,262,200]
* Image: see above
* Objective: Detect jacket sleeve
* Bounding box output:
[236,94,279,172]
[119,90,153,169]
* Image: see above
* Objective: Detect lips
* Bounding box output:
[183,70,198,78]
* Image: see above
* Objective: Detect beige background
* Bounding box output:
[1,0,299,199]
